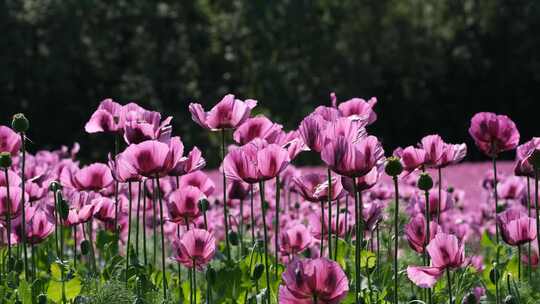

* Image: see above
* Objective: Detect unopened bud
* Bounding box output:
[417,173,433,191]
[385,156,403,177]
[11,113,29,133]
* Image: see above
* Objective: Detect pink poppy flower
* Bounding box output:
[189,94,257,130]
[171,228,216,270]
[122,103,172,144]
[407,233,465,288]
[179,171,215,197]
[0,170,22,187]
[84,99,123,134]
[321,135,384,178]
[121,138,184,178]
[0,126,21,156]
[298,114,328,153]
[394,146,427,173]
[514,137,540,177]
[61,163,114,192]
[279,257,349,303]
[341,166,381,193]
[223,139,290,184]
[233,115,283,145]
[169,147,206,177]
[279,224,312,256]
[337,96,377,125]
[404,214,441,254]
[497,209,536,246]
[167,186,205,225]
[468,112,520,157]
[0,186,25,219]
[227,180,251,201]
[293,173,344,203]
[24,206,54,245]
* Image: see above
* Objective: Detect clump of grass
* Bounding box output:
[90,281,135,304]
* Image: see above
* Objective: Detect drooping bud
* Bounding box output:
[11,113,29,133]
[252,263,265,281]
[49,181,62,193]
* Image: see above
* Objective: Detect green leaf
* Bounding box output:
[64,277,82,299]
[17,279,32,304]
[361,250,377,270]
[47,280,62,302]
[50,263,62,281]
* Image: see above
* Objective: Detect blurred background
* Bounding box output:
[1,0,539,167]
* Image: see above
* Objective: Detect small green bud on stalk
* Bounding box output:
[417,172,434,191]
[385,156,403,177]
[11,113,29,133]
[0,152,12,168]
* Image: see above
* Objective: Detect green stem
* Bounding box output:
[526,176,531,281]
[437,167,442,223]
[19,133,29,281]
[446,268,453,304]
[135,181,141,259]
[221,129,231,260]
[424,189,432,304]
[239,198,244,257]
[352,178,361,304]
[334,198,340,259]
[250,184,255,245]
[125,181,133,284]
[320,200,324,257]
[143,180,148,266]
[155,175,168,299]
[274,175,280,279]
[73,226,77,268]
[327,168,333,260]
[392,176,399,304]
[258,181,271,304]
[3,169,12,270]
[493,156,500,304]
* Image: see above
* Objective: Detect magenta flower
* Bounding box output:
[226,180,251,200]
[405,214,441,254]
[189,94,257,130]
[179,171,215,197]
[515,137,540,176]
[171,228,216,270]
[0,186,25,219]
[169,146,206,177]
[362,201,383,233]
[92,196,117,223]
[84,99,123,134]
[223,139,290,184]
[438,143,467,168]
[407,233,465,288]
[321,135,384,178]
[61,163,114,192]
[0,170,21,187]
[232,115,283,145]
[468,112,520,157]
[167,186,205,225]
[337,97,377,125]
[0,126,21,156]
[108,153,141,183]
[293,173,344,203]
[121,138,183,178]
[298,114,328,153]
[279,257,349,303]
[497,176,525,200]
[279,224,312,256]
[123,104,172,144]
[497,209,537,246]
[394,146,427,173]
[341,166,381,193]
[24,206,54,245]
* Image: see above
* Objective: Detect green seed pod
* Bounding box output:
[252,263,265,281]
[58,199,70,221]
[294,202,300,209]
[417,172,433,191]
[262,201,270,211]
[0,152,12,168]
[80,240,91,255]
[198,198,209,212]
[385,156,403,177]
[11,113,29,133]
[229,231,239,246]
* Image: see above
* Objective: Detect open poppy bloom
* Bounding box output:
[189,94,257,131]
[407,233,465,288]
[468,112,519,157]
[171,228,216,270]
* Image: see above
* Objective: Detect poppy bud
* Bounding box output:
[206,266,216,285]
[229,231,239,246]
[49,181,62,192]
[252,263,265,281]
[417,173,433,191]
[37,294,47,304]
[385,156,403,177]
[81,240,91,255]
[463,292,477,304]
[0,152,12,168]
[198,198,209,212]
[11,113,29,133]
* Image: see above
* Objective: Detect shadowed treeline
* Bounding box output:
[2,0,539,166]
